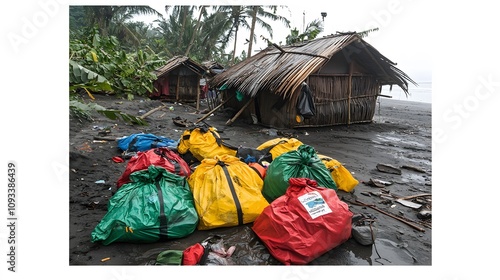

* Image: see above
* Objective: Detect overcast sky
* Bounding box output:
[141,1,433,82]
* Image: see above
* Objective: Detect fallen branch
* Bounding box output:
[399,193,432,200]
[347,198,426,232]
[140,104,167,119]
[93,136,118,141]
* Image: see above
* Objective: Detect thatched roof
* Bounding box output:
[209,33,416,98]
[154,55,206,77]
[201,60,225,76]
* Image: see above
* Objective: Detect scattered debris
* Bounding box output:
[369,178,393,188]
[401,165,426,173]
[417,210,432,220]
[95,180,105,184]
[395,198,422,209]
[139,104,167,119]
[346,198,426,232]
[112,156,124,163]
[172,116,193,127]
[376,163,402,175]
[101,257,111,262]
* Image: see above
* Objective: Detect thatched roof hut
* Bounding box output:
[151,55,206,103]
[209,32,417,128]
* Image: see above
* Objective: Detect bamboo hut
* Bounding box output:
[209,32,417,128]
[151,55,206,103]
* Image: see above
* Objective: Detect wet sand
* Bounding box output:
[69,94,431,266]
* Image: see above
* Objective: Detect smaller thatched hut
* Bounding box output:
[209,32,417,128]
[151,55,206,103]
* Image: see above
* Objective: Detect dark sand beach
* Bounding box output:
[69,94,431,266]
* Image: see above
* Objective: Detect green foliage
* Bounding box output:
[286,19,323,45]
[69,27,165,100]
[69,98,148,126]
[69,60,113,93]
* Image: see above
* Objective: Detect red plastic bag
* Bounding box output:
[252,178,353,265]
[117,147,191,188]
[182,243,205,265]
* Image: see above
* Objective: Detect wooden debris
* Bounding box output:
[226,97,254,126]
[172,116,193,128]
[401,165,427,173]
[399,193,432,200]
[395,199,422,209]
[140,104,167,119]
[347,198,426,232]
[194,95,235,125]
[93,136,118,141]
[376,163,402,175]
[369,178,393,188]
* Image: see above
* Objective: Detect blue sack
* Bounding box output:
[117,133,178,152]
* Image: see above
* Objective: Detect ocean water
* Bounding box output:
[380,81,432,104]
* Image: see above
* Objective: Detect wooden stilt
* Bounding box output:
[226,97,254,126]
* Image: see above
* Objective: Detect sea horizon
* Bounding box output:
[380,81,432,104]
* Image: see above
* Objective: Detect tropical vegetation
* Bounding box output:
[68,5,339,123]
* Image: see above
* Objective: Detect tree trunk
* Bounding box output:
[247,6,259,58]
[177,7,188,53]
[185,6,205,56]
[232,24,239,65]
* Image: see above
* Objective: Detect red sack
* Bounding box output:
[182,243,205,265]
[252,178,353,265]
[116,147,191,188]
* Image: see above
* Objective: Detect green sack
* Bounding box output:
[262,144,337,202]
[156,250,184,265]
[91,165,199,245]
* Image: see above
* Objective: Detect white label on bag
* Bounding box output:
[298,191,332,219]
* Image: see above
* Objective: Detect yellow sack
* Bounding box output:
[177,126,238,162]
[318,154,359,192]
[187,155,269,230]
[256,138,303,160]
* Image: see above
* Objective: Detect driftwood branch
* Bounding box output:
[347,198,426,232]
[226,97,254,126]
[139,104,167,119]
[93,136,118,141]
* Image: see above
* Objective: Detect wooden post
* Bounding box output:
[175,75,180,101]
[347,62,353,125]
[196,78,201,111]
[194,94,235,124]
[226,97,254,126]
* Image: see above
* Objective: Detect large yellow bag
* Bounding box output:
[187,155,269,230]
[256,138,303,160]
[177,125,238,162]
[318,154,359,192]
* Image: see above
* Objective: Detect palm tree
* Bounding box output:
[285,18,324,45]
[82,6,163,36]
[246,6,290,57]
[155,6,198,57]
[185,6,208,56]
[215,6,248,64]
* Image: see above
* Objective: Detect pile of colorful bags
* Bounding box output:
[91,124,360,264]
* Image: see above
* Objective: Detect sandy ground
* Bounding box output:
[69,93,431,266]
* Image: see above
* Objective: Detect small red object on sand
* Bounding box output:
[112,156,124,163]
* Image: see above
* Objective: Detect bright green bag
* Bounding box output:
[91,165,198,245]
[262,144,337,202]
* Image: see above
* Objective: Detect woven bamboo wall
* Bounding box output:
[288,75,380,127]
[221,75,380,128]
